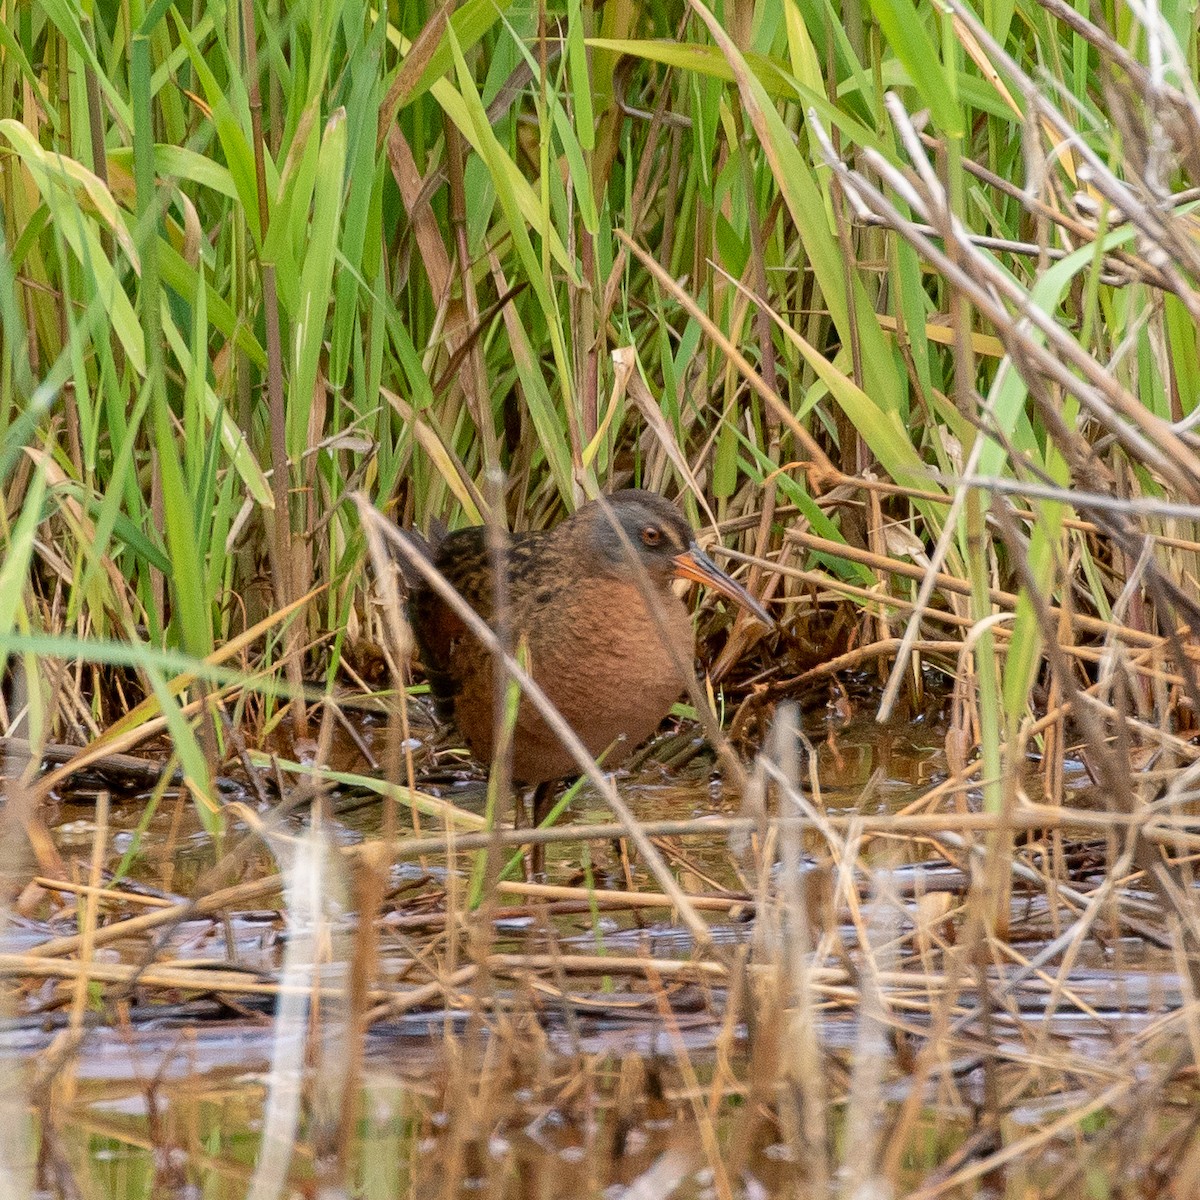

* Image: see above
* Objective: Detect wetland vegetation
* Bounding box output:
[3,0,1200,1195]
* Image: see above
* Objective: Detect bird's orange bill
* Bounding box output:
[673,545,775,628]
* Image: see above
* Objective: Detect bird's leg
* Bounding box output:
[516,785,537,882]
[527,780,557,879]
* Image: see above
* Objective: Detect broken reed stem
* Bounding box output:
[6,946,1169,1054]
[341,806,1200,859]
[0,950,1089,1001]
[32,879,176,908]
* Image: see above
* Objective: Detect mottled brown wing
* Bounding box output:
[408,527,494,724]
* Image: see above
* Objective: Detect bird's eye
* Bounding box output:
[641,525,662,547]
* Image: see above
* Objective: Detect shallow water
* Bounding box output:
[6,700,1195,1198]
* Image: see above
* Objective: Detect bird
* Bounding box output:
[406,489,773,847]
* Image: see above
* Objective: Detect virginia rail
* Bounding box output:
[408,490,772,836]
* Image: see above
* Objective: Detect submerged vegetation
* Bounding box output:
[3,0,1200,1193]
